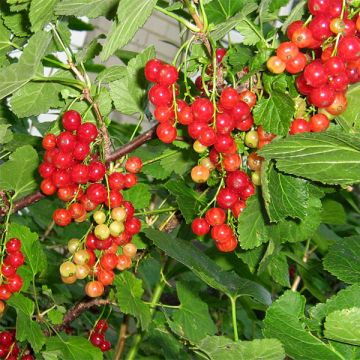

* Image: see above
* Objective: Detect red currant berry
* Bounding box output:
[87,183,108,204]
[157,64,178,85]
[220,88,238,110]
[337,36,360,61]
[286,52,307,74]
[0,331,13,346]
[309,86,335,108]
[267,56,286,74]
[62,110,82,131]
[100,253,118,271]
[216,188,238,209]
[216,48,227,63]
[308,15,332,41]
[156,122,177,143]
[231,101,250,121]
[105,190,123,208]
[214,134,235,153]
[309,114,330,132]
[148,84,172,106]
[38,162,56,178]
[124,217,141,235]
[308,0,330,15]
[90,332,105,347]
[289,118,310,135]
[216,235,237,252]
[40,179,57,195]
[276,41,299,62]
[88,161,106,182]
[69,202,86,219]
[235,115,253,132]
[0,285,11,300]
[57,131,76,153]
[191,98,214,122]
[71,164,89,184]
[231,201,246,218]
[222,153,241,172]
[1,264,16,277]
[215,112,235,134]
[191,218,210,236]
[53,208,72,227]
[198,126,216,146]
[6,274,23,293]
[97,269,115,286]
[325,92,347,115]
[42,133,57,150]
[225,170,249,193]
[287,20,304,40]
[211,224,233,243]
[77,123,98,143]
[100,340,111,352]
[6,238,21,253]
[95,319,108,333]
[145,58,163,82]
[154,106,174,123]
[291,27,314,48]
[125,157,143,174]
[108,172,125,190]
[124,173,137,189]
[85,281,104,298]
[205,208,226,226]
[304,61,327,87]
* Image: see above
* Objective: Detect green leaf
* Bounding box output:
[281,0,306,33]
[194,336,285,360]
[100,0,157,61]
[46,334,103,360]
[10,81,66,117]
[0,145,39,199]
[164,180,206,224]
[29,0,58,31]
[264,291,343,360]
[324,308,360,345]
[114,271,151,330]
[211,3,258,41]
[268,197,322,244]
[109,46,155,115]
[237,194,269,250]
[321,199,346,225]
[96,65,127,84]
[226,45,252,72]
[323,236,360,284]
[253,90,295,136]
[262,162,310,222]
[123,183,151,209]
[3,12,30,37]
[0,124,13,144]
[235,21,263,46]
[205,0,249,24]
[8,293,46,353]
[144,228,272,304]
[259,130,360,185]
[172,282,216,342]
[160,148,197,177]
[338,83,360,130]
[268,253,290,287]
[0,31,52,100]
[308,285,360,333]
[55,0,118,18]
[48,308,65,325]
[7,223,47,276]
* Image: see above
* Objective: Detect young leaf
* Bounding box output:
[8,293,46,353]
[237,194,269,250]
[323,236,360,284]
[324,308,360,346]
[264,291,343,360]
[144,228,272,305]
[205,0,250,24]
[235,21,263,46]
[259,130,360,185]
[96,65,127,84]
[7,223,47,276]
[338,83,360,130]
[55,0,118,18]
[0,145,39,200]
[252,90,295,135]
[262,162,310,222]
[114,271,151,330]
[29,0,58,32]
[123,183,151,209]
[100,0,157,61]
[172,282,216,342]
[194,336,285,360]
[46,334,103,360]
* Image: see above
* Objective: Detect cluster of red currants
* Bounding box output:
[0,330,34,359]
[89,319,111,352]
[0,238,24,305]
[267,0,360,134]
[145,54,265,252]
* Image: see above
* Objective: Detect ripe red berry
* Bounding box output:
[88,161,106,182]
[95,319,108,333]
[211,224,233,243]
[42,133,57,150]
[71,164,89,184]
[215,112,235,134]
[217,188,238,209]
[309,114,330,132]
[291,27,314,48]
[205,208,226,226]
[214,134,235,153]
[325,92,347,115]
[231,201,246,218]
[324,56,346,76]
[239,183,256,200]
[216,48,227,63]
[198,127,216,146]
[304,61,327,87]
[308,15,332,41]
[231,101,250,121]
[77,123,98,143]
[215,235,237,252]
[309,86,335,108]
[225,170,250,192]
[38,162,56,179]
[187,121,208,139]
[6,238,21,253]
[191,218,210,236]
[97,269,115,286]
[148,84,173,106]
[62,110,82,131]
[54,151,73,169]
[290,118,311,135]
[100,340,111,352]
[73,142,90,161]
[100,253,118,271]
[177,105,194,125]
[0,285,11,300]
[90,332,105,346]
[220,87,238,109]
[57,131,76,153]
[154,106,174,122]
[125,157,143,174]
[145,58,163,82]
[276,41,299,62]
[108,172,125,190]
[124,173,137,189]
[124,217,141,235]
[86,183,107,204]
[287,20,304,40]
[122,201,135,218]
[222,153,241,172]
[308,0,330,15]
[337,36,360,61]
[0,331,13,346]
[286,53,307,74]
[53,208,72,227]
[191,98,214,122]
[6,274,23,293]
[69,202,86,219]
[156,122,177,143]
[157,64,178,85]
[1,264,16,277]
[40,179,57,195]
[105,190,123,208]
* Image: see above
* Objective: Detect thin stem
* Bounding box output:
[154,5,200,32]
[114,315,129,360]
[291,239,311,292]
[144,302,180,309]
[243,19,269,47]
[32,276,40,316]
[142,150,178,166]
[135,207,177,216]
[230,297,239,341]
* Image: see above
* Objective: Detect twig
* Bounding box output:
[291,242,314,292]
[114,315,129,360]
[0,126,157,217]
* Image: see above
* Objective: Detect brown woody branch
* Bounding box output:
[0,126,157,217]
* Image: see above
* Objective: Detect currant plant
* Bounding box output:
[0,0,359,359]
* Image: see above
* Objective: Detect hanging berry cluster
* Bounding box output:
[89,319,111,353]
[0,238,24,305]
[267,0,360,134]
[39,111,142,296]
[144,54,267,253]
[0,330,34,359]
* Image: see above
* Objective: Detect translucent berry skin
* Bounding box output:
[289,118,311,135]
[144,58,162,82]
[77,123,98,143]
[191,218,210,236]
[62,110,82,131]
